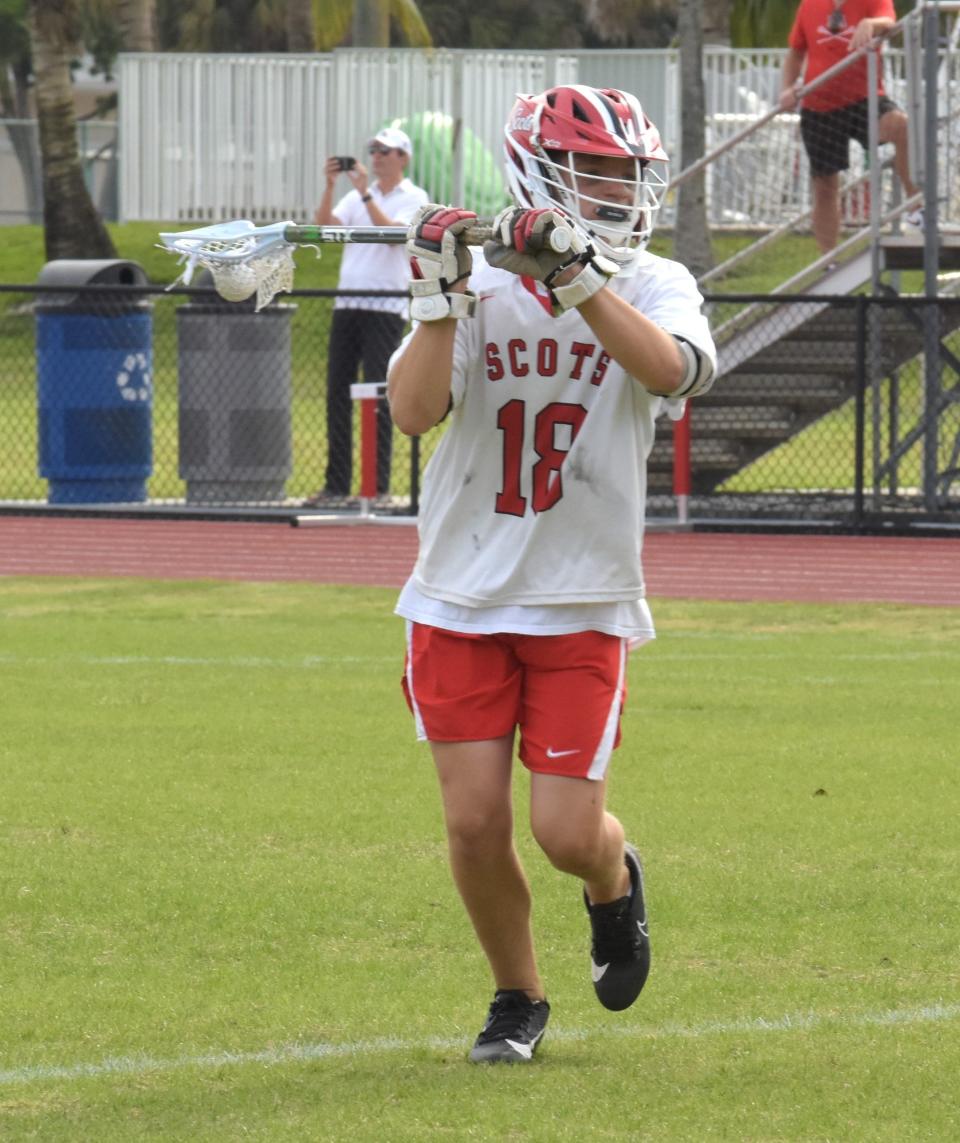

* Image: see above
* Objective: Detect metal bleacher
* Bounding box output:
[647,237,960,496]
[648,4,960,510]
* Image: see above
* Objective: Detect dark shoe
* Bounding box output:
[301,489,356,509]
[468,989,550,1063]
[584,843,650,1011]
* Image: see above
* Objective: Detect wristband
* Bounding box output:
[361,193,373,203]
[550,256,617,312]
[409,282,477,321]
[446,290,477,319]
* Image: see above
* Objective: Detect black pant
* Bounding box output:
[324,308,405,496]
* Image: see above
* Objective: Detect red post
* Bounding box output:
[672,402,691,525]
[360,397,378,501]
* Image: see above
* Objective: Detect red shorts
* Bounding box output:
[401,623,628,780]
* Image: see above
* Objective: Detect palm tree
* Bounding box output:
[673,0,713,277]
[578,0,674,46]
[172,0,429,52]
[27,0,117,258]
[702,0,731,45]
[285,0,314,50]
[81,0,157,87]
[116,0,156,50]
[730,0,796,47]
[315,0,431,49]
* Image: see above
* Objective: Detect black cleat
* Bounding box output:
[584,843,650,1011]
[468,989,550,1063]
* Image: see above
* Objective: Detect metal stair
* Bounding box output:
[648,240,960,495]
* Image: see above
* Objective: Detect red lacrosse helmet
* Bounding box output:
[504,85,669,263]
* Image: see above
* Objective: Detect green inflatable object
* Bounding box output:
[382,111,509,216]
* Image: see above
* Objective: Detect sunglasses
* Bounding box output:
[367,145,396,156]
[827,7,846,33]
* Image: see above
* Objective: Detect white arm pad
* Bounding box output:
[410,280,477,322]
[549,255,618,312]
[446,291,477,319]
[671,336,716,398]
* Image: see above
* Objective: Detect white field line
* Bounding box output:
[0,653,397,668]
[0,1002,957,1088]
[0,649,958,671]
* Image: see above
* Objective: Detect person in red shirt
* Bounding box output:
[779,0,920,253]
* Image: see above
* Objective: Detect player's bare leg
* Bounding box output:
[529,772,628,902]
[811,172,842,254]
[432,735,545,1001]
[531,771,650,1011]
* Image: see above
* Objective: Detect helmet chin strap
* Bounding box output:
[594,239,638,268]
[588,210,643,261]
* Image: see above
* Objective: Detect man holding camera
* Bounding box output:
[308,127,429,505]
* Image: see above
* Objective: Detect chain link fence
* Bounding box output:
[2,283,959,530]
[660,291,960,528]
[1,281,425,516]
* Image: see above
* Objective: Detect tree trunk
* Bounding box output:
[701,0,732,45]
[673,0,713,279]
[353,0,390,46]
[116,0,158,52]
[286,0,316,51]
[28,0,117,260]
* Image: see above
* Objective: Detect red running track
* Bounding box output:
[1,516,958,606]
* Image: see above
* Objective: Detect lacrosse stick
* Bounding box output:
[158,218,574,310]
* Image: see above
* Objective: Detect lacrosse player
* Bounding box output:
[388,85,717,1063]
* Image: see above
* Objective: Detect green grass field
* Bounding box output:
[2,578,958,1140]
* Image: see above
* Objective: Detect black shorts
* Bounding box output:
[800,96,899,177]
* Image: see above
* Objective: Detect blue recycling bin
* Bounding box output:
[36,260,153,504]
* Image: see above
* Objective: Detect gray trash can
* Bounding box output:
[176,279,294,504]
[35,260,152,504]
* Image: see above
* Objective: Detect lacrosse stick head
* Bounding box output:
[504,85,669,264]
[158,220,297,310]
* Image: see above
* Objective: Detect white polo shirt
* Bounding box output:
[333,178,429,316]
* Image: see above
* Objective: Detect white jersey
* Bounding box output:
[398,249,716,611]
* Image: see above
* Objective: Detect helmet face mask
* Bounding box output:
[504,85,669,264]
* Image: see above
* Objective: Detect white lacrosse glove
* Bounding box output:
[483,206,619,313]
[407,205,478,322]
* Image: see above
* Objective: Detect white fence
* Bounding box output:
[116,47,775,225]
[117,50,579,224]
[117,43,956,229]
[3,37,957,229]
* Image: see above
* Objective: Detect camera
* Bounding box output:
[335,156,356,171]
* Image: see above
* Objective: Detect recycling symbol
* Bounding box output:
[116,352,151,403]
